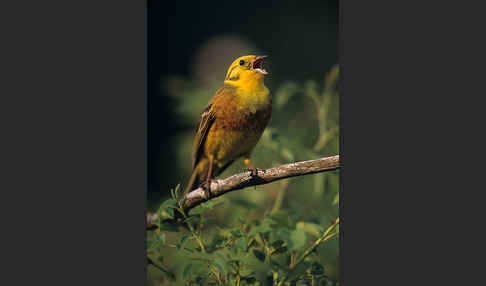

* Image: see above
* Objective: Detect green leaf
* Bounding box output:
[269,258,282,271]
[324,64,339,89]
[200,200,224,210]
[279,229,293,250]
[173,183,181,199]
[243,276,256,284]
[249,219,272,237]
[161,198,178,208]
[310,262,325,276]
[188,205,204,216]
[148,258,176,280]
[266,211,293,229]
[296,222,325,237]
[230,197,259,209]
[158,224,179,232]
[304,80,319,98]
[147,233,165,252]
[230,228,243,238]
[286,261,311,282]
[240,269,255,277]
[253,250,265,262]
[318,277,328,286]
[311,262,328,286]
[160,233,167,244]
[183,263,193,280]
[203,217,217,224]
[289,229,306,250]
[271,240,285,249]
[208,233,226,249]
[176,235,190,250]
[184,216,199,225]
[157,198,178,219]
[179,235,189,246]
[333,192,339,205]
[273,246,288,255]
[235,237,248,252]
[214,252,227,262]
[165,271,176,281]
[279,229,306,251]
[201,200,215,209]
[213,258,225,275]
[270,239,288,255]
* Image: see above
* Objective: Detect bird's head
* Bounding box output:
[224,55,268,85]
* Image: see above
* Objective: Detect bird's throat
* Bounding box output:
[224,74,265,90]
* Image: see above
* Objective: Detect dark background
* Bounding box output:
[148,0,338,204]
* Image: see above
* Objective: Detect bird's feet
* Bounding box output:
[200,179,212,198]
[244,167,266,177]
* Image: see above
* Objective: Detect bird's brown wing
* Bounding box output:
[192,102,216,170]
[192,85,236,170]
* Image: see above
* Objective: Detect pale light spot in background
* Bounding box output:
[190,36,261,87]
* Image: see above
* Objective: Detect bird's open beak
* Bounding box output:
[252,55,268,75]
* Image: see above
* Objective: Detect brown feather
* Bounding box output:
[191,85,237,170]
[192,104,215,170]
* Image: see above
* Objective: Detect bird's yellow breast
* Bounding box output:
[204,83,272,166]
[236,84,271,114]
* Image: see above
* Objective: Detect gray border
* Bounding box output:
[0,0,147,284]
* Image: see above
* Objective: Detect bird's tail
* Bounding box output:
[182,167,201,199]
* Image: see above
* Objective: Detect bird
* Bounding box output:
[182,55,272,197]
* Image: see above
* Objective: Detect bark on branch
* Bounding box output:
[147,155,339,230]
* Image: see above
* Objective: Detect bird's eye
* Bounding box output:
[239,60,245,66]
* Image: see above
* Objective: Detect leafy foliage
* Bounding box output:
[148,65,339,285]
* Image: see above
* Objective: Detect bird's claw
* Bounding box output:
[244,167,265,177]
[201,180,212,198]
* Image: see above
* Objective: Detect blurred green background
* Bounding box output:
[148,1,339,285]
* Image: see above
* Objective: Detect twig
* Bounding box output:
[147,155,339,229]
[147,257,174,279]
[294,218,340,267]
[277,218,340,286]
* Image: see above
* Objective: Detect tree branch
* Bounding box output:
[147,155,339,229]
[183,154,339,209]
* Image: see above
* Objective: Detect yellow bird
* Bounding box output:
[183,55,272,196]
